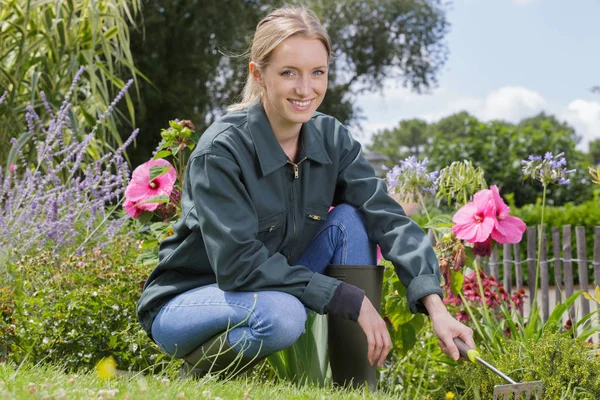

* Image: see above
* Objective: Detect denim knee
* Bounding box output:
[328,204,367,230]
[255,293,306,350]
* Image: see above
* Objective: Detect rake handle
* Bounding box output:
[453,337,476,361]
[453,338,517,385]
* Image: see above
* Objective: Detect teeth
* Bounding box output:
[290,100,311,107]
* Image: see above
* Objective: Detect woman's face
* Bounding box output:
[252,36,329,134]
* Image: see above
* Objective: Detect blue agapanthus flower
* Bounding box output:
[386,156,439,203]
[521,152,575,186]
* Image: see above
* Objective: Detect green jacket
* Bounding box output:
[137,101,442,337]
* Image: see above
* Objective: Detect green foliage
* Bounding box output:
[589,138,600,165]
[2,233,163,371]
[379,319,449,398]
[368,119,430,167]
[425,112,593,206]
[380,261,425,355]
[0,0,142,166]
[442,332,600,400]
[511,197,600,281]
[435,160,487,207]
[267,313,331,387]
[126,0,451,166]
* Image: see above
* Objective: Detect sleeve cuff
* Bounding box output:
[406,274,443,314]
[299,273,341,313]
[323,282,365,321]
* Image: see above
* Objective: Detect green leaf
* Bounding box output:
[423,214,454,230]
[152,150,172,160]
[450,269,464,295]
[149,165,170,181]
[169,120,180,129]
[137,211,153,224]
[385,295,413,330]
[136,195,169,205]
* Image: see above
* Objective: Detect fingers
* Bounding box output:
[376,328,392,367]
[365,330,376,365]
[439,326,475,361]
[358,301,391,367]
[462,327,476,349]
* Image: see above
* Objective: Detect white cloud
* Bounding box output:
[480,86,546,121]
[417,86,546,124]
[355,84,600,152]
[560,99,600,151]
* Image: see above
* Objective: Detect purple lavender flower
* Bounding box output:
[386,156,439,203]
[0,70,137,258]
[521,152,575,186]
[0,91,7,106]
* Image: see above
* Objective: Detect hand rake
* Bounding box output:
[454,338,544,400]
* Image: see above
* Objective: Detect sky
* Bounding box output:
[353,0,600,152]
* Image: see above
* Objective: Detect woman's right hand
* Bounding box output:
[357,296,392,367]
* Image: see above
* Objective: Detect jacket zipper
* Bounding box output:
[286,157,308,261]
[286,157,308,179]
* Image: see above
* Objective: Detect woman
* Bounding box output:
[137,5,474,382]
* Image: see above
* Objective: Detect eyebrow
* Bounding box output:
[280,65,328,70]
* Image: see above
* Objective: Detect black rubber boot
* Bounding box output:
[326,264,385,391]
[179,332,263,379]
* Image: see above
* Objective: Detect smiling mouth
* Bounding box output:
[288,99,313,107]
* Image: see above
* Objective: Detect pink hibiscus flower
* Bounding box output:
[451,189,496,244]
[124,159,176,217]
[123,197,154,218]
[489,185,526,244]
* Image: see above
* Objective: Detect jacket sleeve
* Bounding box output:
[189,151,341,314]
[333,125,443,314]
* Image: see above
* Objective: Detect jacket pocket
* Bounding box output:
[304,203,329,222]
[257,210,285,253]
[257,210,285,233]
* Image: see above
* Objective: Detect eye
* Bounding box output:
[313,70,326,76]
[280,70,295,77]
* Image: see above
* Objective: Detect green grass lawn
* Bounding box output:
[0,362,403,400]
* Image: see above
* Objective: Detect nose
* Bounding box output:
[295,75,310,97]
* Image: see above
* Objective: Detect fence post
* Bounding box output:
[503,244,512,294]
[563,225,574,321]
[552,227,562,307]
[576,227,590,316]
[514,242,523,292]
[527,227,537,308]
[540,229,549,321]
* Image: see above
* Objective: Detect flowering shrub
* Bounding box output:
[123,159,177,218]
[0,68,137,260]
[444,270,527,323]
[442,331,600,399]
[124,119,198,265]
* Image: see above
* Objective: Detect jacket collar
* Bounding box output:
[247,101,332,177]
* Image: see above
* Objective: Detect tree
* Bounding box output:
[589,138,600,166]
[368,119,430,167]
[125,0,451,167]
[0,0,141,166]
[426,114,592,206]
[427,111,478,141]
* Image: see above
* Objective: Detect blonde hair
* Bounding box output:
[228,6,332,111]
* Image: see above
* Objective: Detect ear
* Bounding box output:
[249,62,264,86]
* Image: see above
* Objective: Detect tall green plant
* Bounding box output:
[0,0,143,166]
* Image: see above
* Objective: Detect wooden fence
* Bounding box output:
[431,225,600,323]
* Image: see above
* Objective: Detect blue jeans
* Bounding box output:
[151,204,377,359]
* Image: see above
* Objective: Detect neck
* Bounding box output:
[263,102,302,161]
